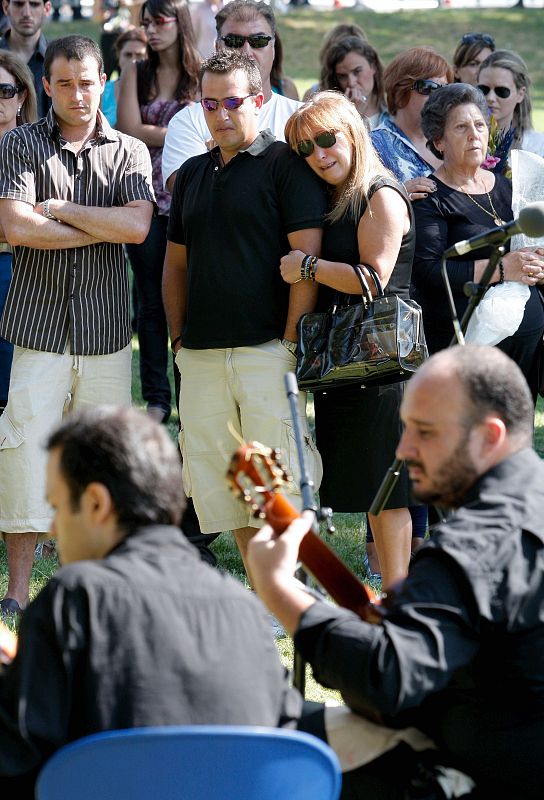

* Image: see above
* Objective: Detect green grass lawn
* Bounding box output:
[2,6,544,699]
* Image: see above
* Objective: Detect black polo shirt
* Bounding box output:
[0,31,50,118]
[168,130,327,349]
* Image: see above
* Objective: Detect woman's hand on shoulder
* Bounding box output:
[404,176,437,202]
[280,250,304,284]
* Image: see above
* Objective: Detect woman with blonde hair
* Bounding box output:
[0,51,37,416]
[282,91,417,590]
[478,49,544,158]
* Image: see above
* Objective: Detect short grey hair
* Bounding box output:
[421,83,489,160]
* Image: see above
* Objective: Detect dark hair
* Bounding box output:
[139,0,200,104]
[432,346,533,444]
[453,34,496,78]
[44,35,104,81]
[383,47,453,115]
[421,82,489,159]
[113,27,148,61]
[215,0,276,38]
[0,50,38,123]
[199,50,262,96]
[320,36,384,110]
[47,406,186,531]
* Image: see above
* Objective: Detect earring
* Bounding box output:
[16,106,22,115]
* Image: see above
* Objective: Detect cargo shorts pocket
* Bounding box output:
[280,416,323,493]
[0,412,24,451]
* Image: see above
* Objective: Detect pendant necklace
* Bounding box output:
[459,183,505,226]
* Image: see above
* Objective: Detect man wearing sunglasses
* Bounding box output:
[0,0,51,117]
[163,51,325,573]
[162,0,300,193]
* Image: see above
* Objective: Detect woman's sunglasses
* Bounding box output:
[201,95,254,112]
[296,131,337,158]
[0,83,22,100]
[477,85,512,99]
[460,33,495,48]
[140,15,177,29]
[219,34,273,49]
[412,79,445,96]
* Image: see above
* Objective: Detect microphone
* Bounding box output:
[443,202,544,258]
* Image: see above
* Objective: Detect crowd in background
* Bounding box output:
[0,0,543,603]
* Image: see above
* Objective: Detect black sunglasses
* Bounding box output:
[296,131,337,158]
[0,83,22,100]
[201,95,254,112]
[460,33,495,48]
[412,79,445,96]
[477,84,511,99]
[219,33,273,49]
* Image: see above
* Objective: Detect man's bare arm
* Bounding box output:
[0,199,100,249]
[162,240,188,351]
[283,228,322,342]
[37,199,154,245]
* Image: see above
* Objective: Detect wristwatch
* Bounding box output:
[42,199,60,221]
[281,338,297,355]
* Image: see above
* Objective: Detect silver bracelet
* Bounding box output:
[42,198,60,222]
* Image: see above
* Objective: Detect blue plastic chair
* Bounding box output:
[36,725,342,800]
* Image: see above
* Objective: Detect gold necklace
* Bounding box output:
[459,185,505,226]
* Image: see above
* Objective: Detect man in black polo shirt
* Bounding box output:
[163,51,326,573]
[0,0,50,118]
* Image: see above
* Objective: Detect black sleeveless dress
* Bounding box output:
[313,177,415,512]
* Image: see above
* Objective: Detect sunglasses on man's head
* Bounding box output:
[460,33,495,48]
[201,95,254,112]
[0,83,22,100]
[220,33,273,49]
[296,131,337,158]
[140,15,177,29]
[477,84,511,99]
[412,79,445,96]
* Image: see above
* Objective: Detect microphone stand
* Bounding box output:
[284,372,334,696]
[369,243,505,517]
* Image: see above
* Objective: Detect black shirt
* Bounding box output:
[295,448,544,798]
[167,130,327,349]
[0,525,301,792]
[412,174,544,351]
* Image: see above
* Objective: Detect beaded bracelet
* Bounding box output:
[300,254,318,281]
[498,259,505,284]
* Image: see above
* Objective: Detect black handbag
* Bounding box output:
[296,265,428,392]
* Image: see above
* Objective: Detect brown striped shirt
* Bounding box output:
[0,109,154,355]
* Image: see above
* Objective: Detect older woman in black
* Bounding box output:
[413,83,544,399]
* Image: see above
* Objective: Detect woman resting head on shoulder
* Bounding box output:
[412,82,544,396]
[283,91,416,592]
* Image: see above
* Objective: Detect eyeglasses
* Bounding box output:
[0,83,22,100]
[477,84,511,99]
[201,95,255,112]
[140,15,177,29]
[412,79,446,96]
[460,33,495,48]
[219,33,273,49]
[296,131,337,158]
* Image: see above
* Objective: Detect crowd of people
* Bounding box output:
[0,2,543,797]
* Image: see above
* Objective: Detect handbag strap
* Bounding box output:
[352,264,385,301]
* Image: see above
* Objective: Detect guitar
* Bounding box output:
[227,441,383,624]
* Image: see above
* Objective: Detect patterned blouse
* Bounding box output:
[141,98,186,215]
[371,115,434,184]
